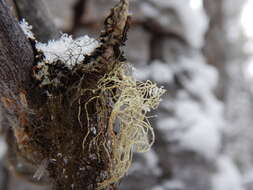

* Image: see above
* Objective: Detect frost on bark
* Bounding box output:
[0,0,165,190]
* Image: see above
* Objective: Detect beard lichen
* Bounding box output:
[28,60,165,189]
[88,64,165,188]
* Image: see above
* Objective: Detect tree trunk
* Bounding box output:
[0,0,34,96]
[13,0,60,42]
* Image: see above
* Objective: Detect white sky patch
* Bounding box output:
[19,19,35,39]
[190,0,203,10]
[241,0,253,38]
[36,34,99,68]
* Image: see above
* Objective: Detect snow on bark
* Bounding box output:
[36,34,99,67]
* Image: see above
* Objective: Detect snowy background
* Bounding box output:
[2,0,253,189]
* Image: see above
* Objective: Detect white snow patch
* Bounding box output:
[152,180,184,190]
[178,114,221,160]
[146,0,208,48]
[133,65,151,81]
[19,19,35,39]
[212,156,245,190]
[36,34,99,68]
[177,56,219,93]
[133,61,173,83]
[140,3,160,18]
[128,150,161,176]
[143,150,162,176]
[153,55,224,159]
[150,61,173,83]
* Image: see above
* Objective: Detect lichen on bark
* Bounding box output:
[1,0,165,189]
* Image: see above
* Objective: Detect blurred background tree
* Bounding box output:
[1,0,253,189]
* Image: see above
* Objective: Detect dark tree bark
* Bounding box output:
[13,0,60,42]
[0,160,9,190]
[0,0,34,97]
[0,1,34,189]
[71,0,88,34]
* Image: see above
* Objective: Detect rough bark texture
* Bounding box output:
[0,0,34,96]
[0,1,35,189]
[13,0,60,42]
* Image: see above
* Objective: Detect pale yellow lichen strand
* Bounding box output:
[93,64,165,188]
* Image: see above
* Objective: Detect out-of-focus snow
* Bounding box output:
[141,0,208,48]
[129,150,161,177]
[133,61,173,84]
[212,156,245,190]
[171,0,208,48]
[143,150,162,176]
[36,34,99,68]
[19,19,35,39]
[134,55,224,160]
[169,56,223,160]
[140,3,160,18]
[134,61,173,83]
[149,61,173,83]
[152,180,184,190]
[176,56,219,92]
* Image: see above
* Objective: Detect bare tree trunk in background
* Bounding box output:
[203,0,228,100]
